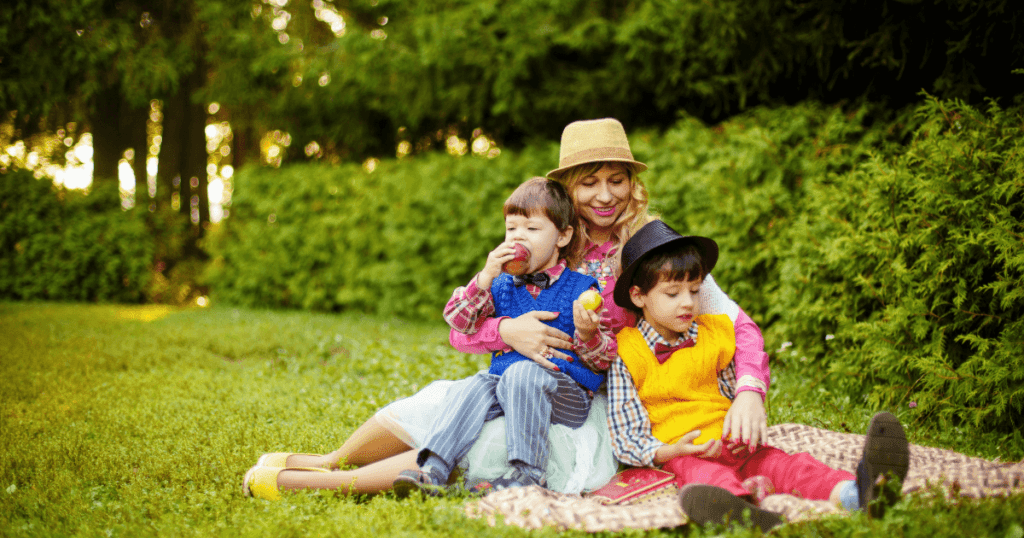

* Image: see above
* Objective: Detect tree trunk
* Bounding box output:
[156,91,185,209]
[180,62,209,226]
[231,124,257,171]
[179,54,209,258]
[127,103,150,209]
[90,84,124,188]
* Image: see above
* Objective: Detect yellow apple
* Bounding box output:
[579,289,603,311]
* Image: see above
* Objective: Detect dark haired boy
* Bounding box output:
[394,178,615,497]
[606,220,911,531]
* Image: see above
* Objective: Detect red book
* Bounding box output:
[588,467,677,505]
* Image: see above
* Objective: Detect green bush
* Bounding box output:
[205,145,558,319]
[637,103,895,325]
[0,171,153,302]
[771,97,1024,431]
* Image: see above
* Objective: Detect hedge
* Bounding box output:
[0,172,152,302]
[204,145,558,319]
[773,98,1024,430]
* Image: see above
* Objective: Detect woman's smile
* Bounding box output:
[574,163,632,241]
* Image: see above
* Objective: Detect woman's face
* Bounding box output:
[572,163,631,242]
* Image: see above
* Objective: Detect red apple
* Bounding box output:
[503,243,531,276]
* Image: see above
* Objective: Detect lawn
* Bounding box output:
[2,302,1022,537]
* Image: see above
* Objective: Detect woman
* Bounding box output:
[243,119,771,500]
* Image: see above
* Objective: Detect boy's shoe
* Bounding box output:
[471,467,547,494]
[857,411,910,518]
[393,469,448,499]
[679,484,783,533]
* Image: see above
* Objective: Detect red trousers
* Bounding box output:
[662,445,855,501]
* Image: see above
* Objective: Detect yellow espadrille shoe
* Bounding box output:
[243,466,330,501]
[255,452,322,468]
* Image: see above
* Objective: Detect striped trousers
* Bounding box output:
[417,360,592,474]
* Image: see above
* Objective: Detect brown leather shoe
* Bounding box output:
[679,483,783,532]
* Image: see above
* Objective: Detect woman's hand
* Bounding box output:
[572,298,601,343]
[477,242,516,290]
[498,311,574,369]
[654,430,722,464]
[721,390,768,453]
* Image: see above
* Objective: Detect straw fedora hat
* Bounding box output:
[547,118,648,178]
[612,220,718,309]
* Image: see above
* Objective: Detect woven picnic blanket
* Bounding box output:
[464,423,1024,532]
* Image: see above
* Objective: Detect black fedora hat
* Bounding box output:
[612,220,719,308]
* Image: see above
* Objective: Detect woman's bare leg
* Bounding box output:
[286,416,413,468]
[277,449,419,495]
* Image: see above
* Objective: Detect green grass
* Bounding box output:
[2,303,1022,537]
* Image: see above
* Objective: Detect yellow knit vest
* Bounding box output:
[618,314,736,446]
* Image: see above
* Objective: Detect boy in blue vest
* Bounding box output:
[394,177,615,497]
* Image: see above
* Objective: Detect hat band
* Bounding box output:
[560,147,636,168]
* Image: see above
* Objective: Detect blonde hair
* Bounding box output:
[555,162,654,271]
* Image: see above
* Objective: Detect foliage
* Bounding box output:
[0,170,153,302]
[205,146,557,319]
[771,97,1024,432]
[9,0,1020,163]
[1,302,1022,538]
[220,0,1022,159]
[637,102,896,325]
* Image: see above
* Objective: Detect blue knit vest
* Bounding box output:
[489,270,606,392]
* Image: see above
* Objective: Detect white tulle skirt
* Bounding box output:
[374,375,618,494]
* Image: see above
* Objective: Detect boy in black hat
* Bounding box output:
[606,220,911,531]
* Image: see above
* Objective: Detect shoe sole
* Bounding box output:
[679,484,783,532]
[862,412,910,517]
[393,474,445,499]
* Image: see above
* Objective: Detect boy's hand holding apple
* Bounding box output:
[572,288,604,343]
[478,242,529,289]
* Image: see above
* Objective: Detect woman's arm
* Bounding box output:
[733,307,770,397]
[698,275,770,397]
[449,312,576,359]
[698,275,770,449]
[448,317,508,353]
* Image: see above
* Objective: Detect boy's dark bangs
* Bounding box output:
[658,250,705,283]
[633,243,706,293]
[503,187,550,219]
[503,178,574,231]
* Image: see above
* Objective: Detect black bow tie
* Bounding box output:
[513,272,552,290]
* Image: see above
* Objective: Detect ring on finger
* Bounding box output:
[541,347,553,359]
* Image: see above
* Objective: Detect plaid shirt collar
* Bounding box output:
[542,259,568,282]
[520,259,568,297]
[637,318,698,353]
